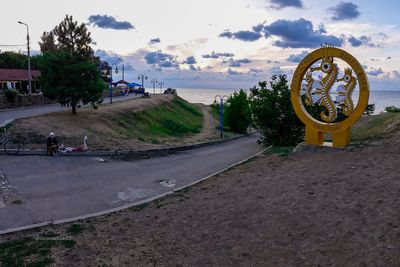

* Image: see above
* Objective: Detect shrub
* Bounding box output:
[3,89,17,103]
[249,75,304,146]
[385,106,400,113]
[224,89,252,134]
[364,104,375,115]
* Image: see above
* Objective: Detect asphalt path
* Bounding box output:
[0,134,263,233]
[0,94,142,127]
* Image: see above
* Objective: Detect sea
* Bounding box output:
[176,88,400,114]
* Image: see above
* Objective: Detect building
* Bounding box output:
[0,69,41,93]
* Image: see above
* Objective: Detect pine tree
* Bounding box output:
[53,15,93,59]
[38,15,104,114]
[38,31,58,54]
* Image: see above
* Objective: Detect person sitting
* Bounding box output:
[47,132,58,156]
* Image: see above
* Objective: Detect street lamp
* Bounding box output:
[138,74,147,88]
[18,21,32,94]
[151,79,158,94]
[159,82,165,94]
[109,64,119,104]
[214,95,229,139]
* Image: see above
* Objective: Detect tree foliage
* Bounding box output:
[249,74,304,146]
[38,32,58,54]
[38,15,104,114]
[38,52,105,114]
[39,15,93,59]
[224,89,252,134]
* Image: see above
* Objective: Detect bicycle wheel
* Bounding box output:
[4,139,20,155]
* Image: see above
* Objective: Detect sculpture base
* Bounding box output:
[305,126,351,148]
[294,142,345,153]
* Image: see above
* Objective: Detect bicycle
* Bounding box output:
[0,128,21,155]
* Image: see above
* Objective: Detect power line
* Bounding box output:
[0,44,25,47]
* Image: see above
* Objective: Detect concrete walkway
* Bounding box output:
[0,134,263,233]
[0,94,142,127]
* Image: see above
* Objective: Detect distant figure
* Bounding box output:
[47,132,58,156]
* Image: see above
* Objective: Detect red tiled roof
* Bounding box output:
[0,69,41,81]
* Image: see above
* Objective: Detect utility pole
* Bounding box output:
[18,21,32,94]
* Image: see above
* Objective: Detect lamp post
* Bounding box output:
[159,82,165,94]
[151,79,157,94]
[214,95,229,139]
[109,64,119,104]
[18,21,31,94]
[138,74,147,88]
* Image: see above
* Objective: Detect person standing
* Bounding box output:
[47,132,58,156]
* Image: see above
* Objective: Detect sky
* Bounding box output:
[1,0,400,90]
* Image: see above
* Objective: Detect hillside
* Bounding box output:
[7,95,222,150]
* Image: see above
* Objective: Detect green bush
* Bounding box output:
[249,75,304,146]
[364,104,375,115]
[224,89,252,134]
[385,106,400,113]
[3,89,17,103]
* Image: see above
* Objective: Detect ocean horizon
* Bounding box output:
[176,88,400,114]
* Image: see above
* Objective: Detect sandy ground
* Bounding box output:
[7,95,224,150]
[1,133,399,266]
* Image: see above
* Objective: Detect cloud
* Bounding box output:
[249,68,263,73]
[269,0,303,9]
[202,51,235,58]
[287,50,309,63]
[183,56,197,64]
[366,68,384,77]
[348,35,376,47]
[219,30,262,42]
[270,66,283,75]
[328,2,360,21]
[386,57,392,60]
[264,18,344,48]
[88,15,134,30]
[227,68,241,75]
[149,38,161,45]
[95,49,123,65]
[222,58,252,67]
[144,51,179,69]
[189,65,201,71]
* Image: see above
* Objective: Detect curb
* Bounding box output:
[0,145,269,235]
[0,133,254,159]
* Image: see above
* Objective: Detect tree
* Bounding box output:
[38,31,58,54]
[52,15,94,58]
[224,89,252,134]
[38,15,104,114]
[0,51,27,69]
[249,75,304,146]
[38,52,105,114]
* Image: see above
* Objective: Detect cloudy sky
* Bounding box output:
[1,0,400,90]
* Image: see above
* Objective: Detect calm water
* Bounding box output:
[177,88,400,114]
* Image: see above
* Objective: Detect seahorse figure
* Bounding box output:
[336,68,357,116]
[301,71,315,105]
[310,50,338,122]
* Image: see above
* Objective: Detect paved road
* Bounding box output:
[0,134,263,233]
[0,94,142,127]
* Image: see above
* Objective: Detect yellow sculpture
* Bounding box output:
[291,46,369,148]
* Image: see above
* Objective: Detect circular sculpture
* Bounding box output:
[290,46,370,148]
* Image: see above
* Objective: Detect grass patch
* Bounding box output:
[131,203,149,212]
[0,232,75,266]
[11,199,23,205]
[352,113,400,141]
[117,97,203,142]
[265,146,294,157]
[66,223,86,235]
